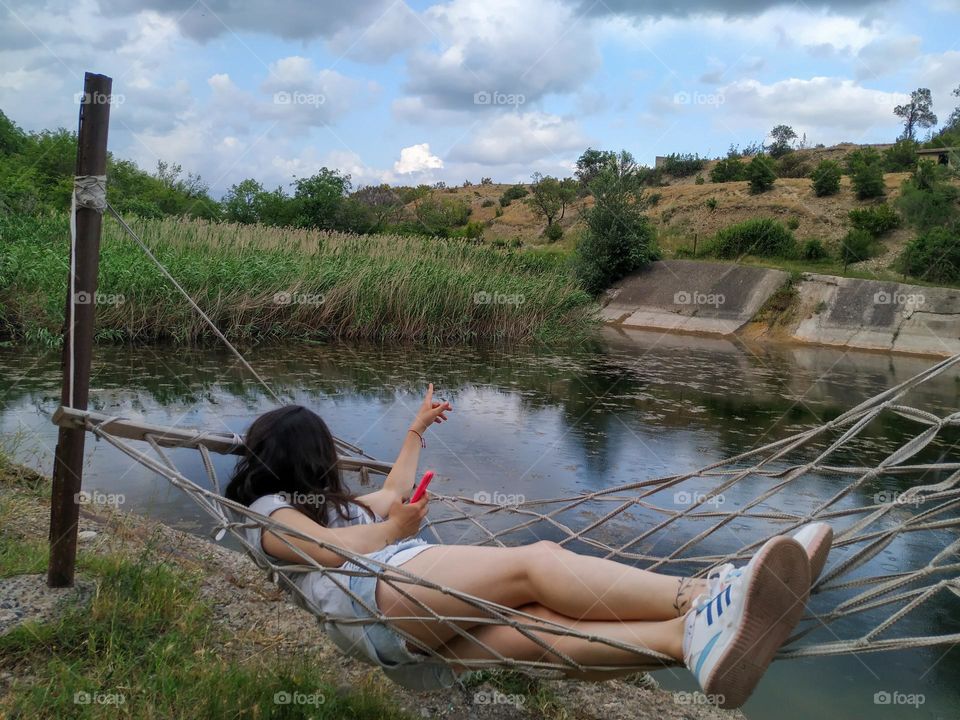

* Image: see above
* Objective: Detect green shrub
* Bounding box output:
[848,204,900,237]
[710,157,747,183]
[799,238,828,261]
[883,139,919,172]
[695,174,705,185]
[498,184,528,207]
[896,161,960,231]
[543,222,564,243]
[899,227,960,283]
[839,228,876,269]
[847,147,886,199]
[776,153,814,178]
[481,198,496,207]
[659,153,706,177]
[705,197,718,211]
[810,160,842,197]
[747,155,777,194]
[786,216,801,230]
[709,218,796,258]
[574,169,659,294]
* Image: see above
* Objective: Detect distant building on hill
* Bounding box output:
[916,147,958,168]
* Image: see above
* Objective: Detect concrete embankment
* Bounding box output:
[602,260,960,357]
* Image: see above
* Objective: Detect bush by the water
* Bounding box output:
[573,169,659,294]
[899,227,960,283]
[810,160,842,197]
[0,213,593,345]
[708,218,796,258]
[747,155,777,194]
[848,204,901,237]
[839,228,876,269]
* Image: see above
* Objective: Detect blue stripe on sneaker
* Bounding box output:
[725,585,732,605]
[706,602,713,625]
[715,594,723,617]
[693,631,723,678]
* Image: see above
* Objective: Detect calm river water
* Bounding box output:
[1,327,958,719]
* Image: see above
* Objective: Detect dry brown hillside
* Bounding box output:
[404,144,943,269]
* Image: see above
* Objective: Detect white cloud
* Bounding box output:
[448,111,586,166]
[401,0,600,111]
[855,35,922,80]
[718,76,908,140]
[394,143,444,174]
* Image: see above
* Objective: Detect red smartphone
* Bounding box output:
[408,471,434,504]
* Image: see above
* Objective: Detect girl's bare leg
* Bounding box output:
[377,542,705,649]
[439,603,685,671]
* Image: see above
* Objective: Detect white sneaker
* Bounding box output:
[791,522,833,583]
[683,535,810,709]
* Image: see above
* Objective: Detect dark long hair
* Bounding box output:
[225,405,366,525]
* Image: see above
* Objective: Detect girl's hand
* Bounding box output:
[410,383,452,434]
[385,496,428,540]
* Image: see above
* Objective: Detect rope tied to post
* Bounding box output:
[73,175,108,212]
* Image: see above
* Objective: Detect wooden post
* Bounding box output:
[47,72,112,588]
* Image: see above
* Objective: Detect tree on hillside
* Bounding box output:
[223,179,267,224]
[352,183,403,226]
[575,148,617,187]
[894,88,937,141]
[947,85,960,131]
[526,172,578,228]
[767,124,798,158]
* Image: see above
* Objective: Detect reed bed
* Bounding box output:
[0,213,595,345]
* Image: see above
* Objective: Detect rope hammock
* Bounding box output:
[53,186,960,678]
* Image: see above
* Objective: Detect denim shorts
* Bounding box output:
[338,539,459,692]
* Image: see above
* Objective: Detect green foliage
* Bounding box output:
[896,161,960,232]
[526,173,578,227]
[848,204,900,237]
[705,197,718,210]
[799,238,829,261]
[413,196,471,236]
[498,184,528,207]
[659,153,706,177]
[847,147,886,199]
[575,147,617,187]
[708,218,796,258]
[0,538,413,720]
[573,168,659,294]
[894,87,937,141]
[695,174,705,185]
[810,160,842,197]
[786,216,801,230]
[710,157,747,183]
[899,227,960,283]
[767,124,798,158]
[0,213,593,344]
[481,198,496,207]
[747,155,777,194]
[543,222,564,242]
[776,152,813,178]
[882,139,919,172]
[839,228,876,269]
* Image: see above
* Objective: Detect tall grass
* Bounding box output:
[0,213,595,345]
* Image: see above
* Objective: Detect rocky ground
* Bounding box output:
[0,473,743,720]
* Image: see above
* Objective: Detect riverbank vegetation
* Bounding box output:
[0,457,412,720]
[0,213,594,346]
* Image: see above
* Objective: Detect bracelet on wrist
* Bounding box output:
[409,428,425,447]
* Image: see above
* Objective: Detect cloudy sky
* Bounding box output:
[1,0,958,197]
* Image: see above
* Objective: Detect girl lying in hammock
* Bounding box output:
[225,385,833,710]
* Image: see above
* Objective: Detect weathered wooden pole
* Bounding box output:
[47,72,112,588]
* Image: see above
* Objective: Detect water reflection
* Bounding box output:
[0,328,958,719]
